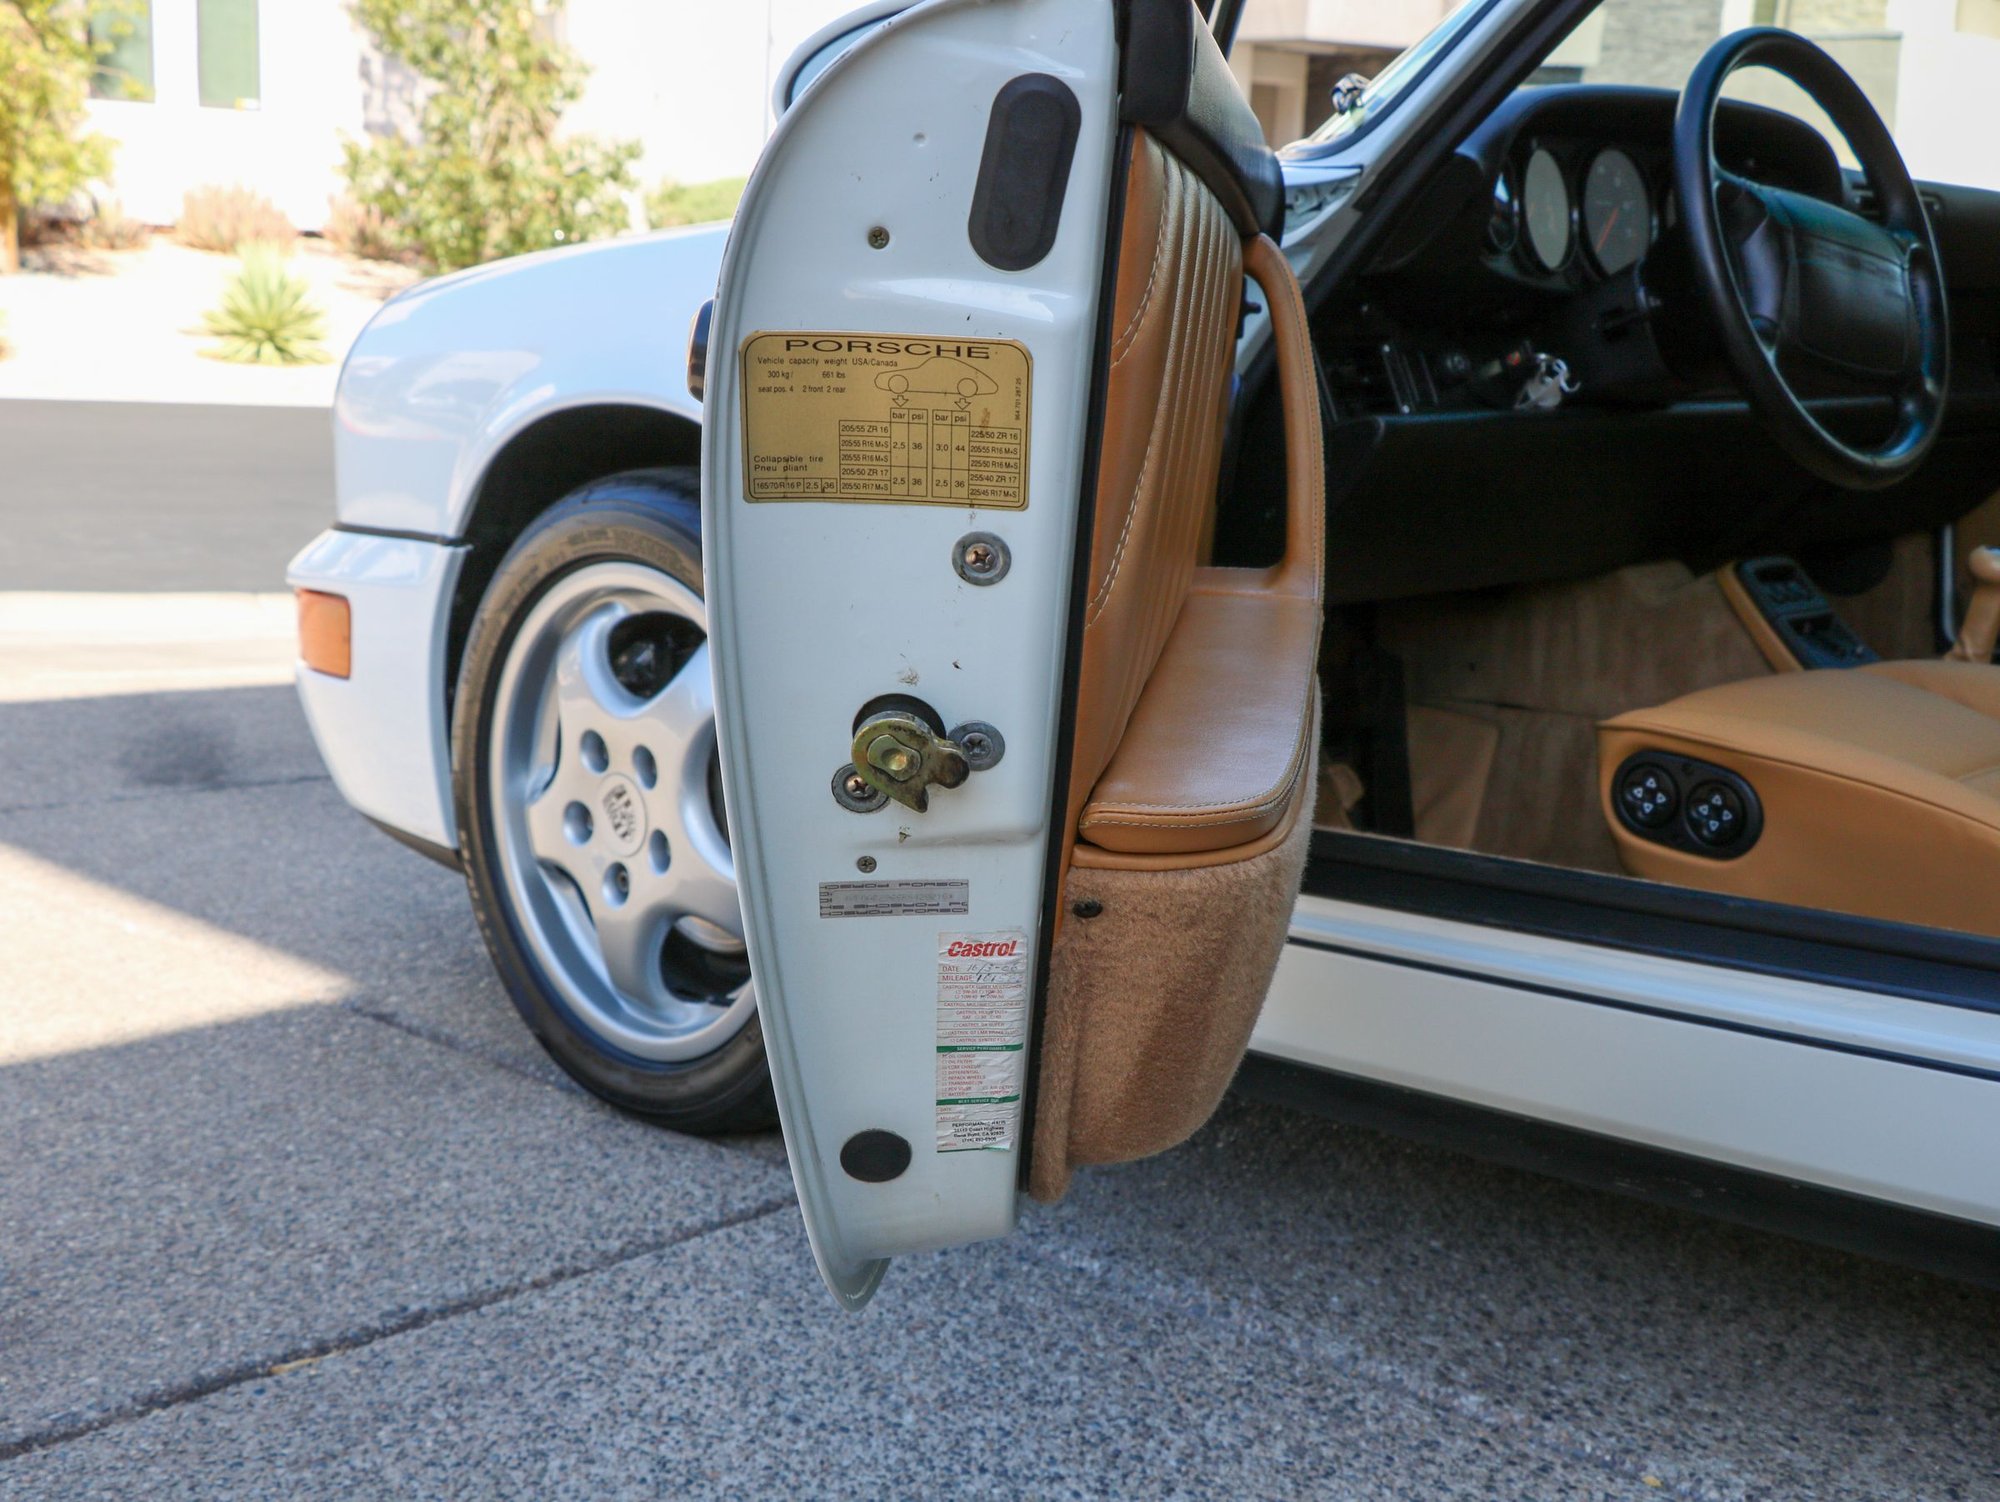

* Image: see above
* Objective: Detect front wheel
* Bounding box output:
[453,468,774,1131]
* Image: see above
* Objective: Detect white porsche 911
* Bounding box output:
[291,0,2000,1301]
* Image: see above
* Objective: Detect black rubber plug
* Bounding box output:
[840,1130,913,1183]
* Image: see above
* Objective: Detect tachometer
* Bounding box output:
[1522,148,1571,272]
[1583,148,1652,275]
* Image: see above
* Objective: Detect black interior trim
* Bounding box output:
[968,73,1083,272]
[1207,0,1245,57]
[1118,0,1284,239]
[1304,829,2000,1014]
[1215,0,1609,561]
[1231,1056,2000,1290]
[1302,399,2000,604]
[332,522,465,548]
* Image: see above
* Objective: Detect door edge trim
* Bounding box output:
[1302,830,2000,1015]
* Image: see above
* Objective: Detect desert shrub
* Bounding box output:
[341,0,639,273]
[77,198,147,249]
[179,185,295,254]
[19,194,143,251]
[645,177,745,230]
[322,193,408,263]
[200,244,330,366]
[20,202,80,247]
[80,212,147,250]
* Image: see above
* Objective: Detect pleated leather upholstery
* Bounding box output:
[1061,130,1245,850]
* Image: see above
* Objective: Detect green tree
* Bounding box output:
[645,176,746,231]
[343,0,639,274]
[0,0,116,273]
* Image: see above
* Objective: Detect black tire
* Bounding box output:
[452,467,775,1132]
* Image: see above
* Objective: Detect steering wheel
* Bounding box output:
[1673,28,1948,491]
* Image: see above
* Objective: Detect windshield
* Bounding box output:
[1526,0,2000,192]
[1300,0,1496,146]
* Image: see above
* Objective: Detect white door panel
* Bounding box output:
[704,0,1118,1306]
[1253,895,2000,1227]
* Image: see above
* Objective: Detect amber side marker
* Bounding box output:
[296,588,352,679]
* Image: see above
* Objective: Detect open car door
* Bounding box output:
[703,0,1324,1306]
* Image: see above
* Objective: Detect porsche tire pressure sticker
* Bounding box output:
[935,929,1030,1152]
[740,332,1030,508]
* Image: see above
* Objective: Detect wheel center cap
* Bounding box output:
[598,774,647,857]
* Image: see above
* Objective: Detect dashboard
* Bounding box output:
[1495,137,1657,281]
[1218,85,2000,604]
[1320,86,1850,416]
[1466,87,1843,295]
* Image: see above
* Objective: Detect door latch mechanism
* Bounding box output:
[831,696,1002,814]
[850,711,969,813]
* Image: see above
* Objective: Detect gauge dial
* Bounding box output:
[1583,148,1652,275]
[1522,148,1572,272]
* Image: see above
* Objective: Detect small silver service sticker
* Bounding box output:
[817,878,970,919]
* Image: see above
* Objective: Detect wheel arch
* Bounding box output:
[444,403,704,715]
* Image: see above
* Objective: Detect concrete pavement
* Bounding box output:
[0,402,334,593]
[1,600,1998,1499]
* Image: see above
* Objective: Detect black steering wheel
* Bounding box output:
[1673,28,1948,490]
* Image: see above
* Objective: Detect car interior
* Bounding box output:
[1023,0,2000,1195]
[1209,0,2000,943]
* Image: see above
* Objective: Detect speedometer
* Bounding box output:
[1582,148,1652,275]
[1521,148,1571,272]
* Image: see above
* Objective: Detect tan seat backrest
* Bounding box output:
[1061,130,1245,846]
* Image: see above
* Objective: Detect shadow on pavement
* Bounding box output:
[3,679,1999,1498]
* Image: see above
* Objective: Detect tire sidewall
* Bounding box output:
[451,470,771,1129]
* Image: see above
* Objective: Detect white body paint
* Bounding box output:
[287,0,2000,1312]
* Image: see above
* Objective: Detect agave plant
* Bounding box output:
[201,244,332,366]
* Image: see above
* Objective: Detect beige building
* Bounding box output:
[81,0,2000,230]
[82,0,859,231]
[1228,0,1459,145]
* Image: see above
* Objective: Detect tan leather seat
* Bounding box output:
[1598,659,2000,936]
[1077,573,1321,858]
[1056,137,1324,871]
[1028,38,1324,1202]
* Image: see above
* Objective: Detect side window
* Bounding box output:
[198,0,261,111]
[90,3,156,103]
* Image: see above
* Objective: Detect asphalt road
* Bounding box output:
[0,401,332,592]
[2,413,1999,1497]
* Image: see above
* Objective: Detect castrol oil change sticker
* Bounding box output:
[935,930,1030,1152]
[739,332,1030,508]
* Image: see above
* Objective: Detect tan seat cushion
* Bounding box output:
[1865,657,2000,721]
[1077,571,1320,858]
[1598,661,2000,935]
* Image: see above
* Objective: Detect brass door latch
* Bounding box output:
[831,696,1005,814]
[851,711,969,813]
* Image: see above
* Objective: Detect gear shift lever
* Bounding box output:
[1949,547,2000,664]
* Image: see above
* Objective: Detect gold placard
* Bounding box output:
[739,332,1031,508]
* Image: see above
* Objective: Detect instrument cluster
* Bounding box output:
[1486,140,1665,281]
